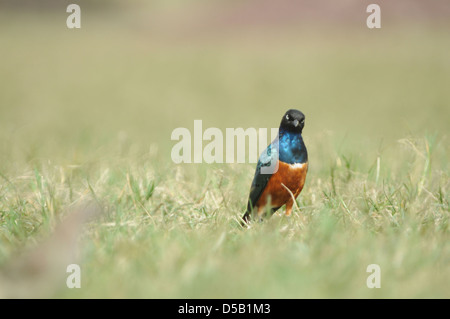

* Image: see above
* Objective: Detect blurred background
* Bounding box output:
[0,0,449,299]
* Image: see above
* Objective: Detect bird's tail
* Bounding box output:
[241,210,251,226]
[241,201,257,226]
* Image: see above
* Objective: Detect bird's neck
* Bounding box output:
[277,129,308,164]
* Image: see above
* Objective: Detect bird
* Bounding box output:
[242,109,308,224]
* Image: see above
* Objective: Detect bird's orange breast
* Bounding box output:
[256,161,308,209]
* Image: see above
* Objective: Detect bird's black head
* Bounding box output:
[279,109,305,133]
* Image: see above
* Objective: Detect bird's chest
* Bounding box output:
[258,161,308,207]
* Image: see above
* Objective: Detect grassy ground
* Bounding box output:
[0,9,449,298]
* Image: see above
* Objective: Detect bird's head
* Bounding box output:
[279,109,305,134]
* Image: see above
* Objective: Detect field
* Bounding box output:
[0,3,449,298]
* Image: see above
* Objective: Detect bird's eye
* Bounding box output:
[286,115,291,121]
[301,119,305,124]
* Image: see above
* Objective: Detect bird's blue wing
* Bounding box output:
[246,142,279,213]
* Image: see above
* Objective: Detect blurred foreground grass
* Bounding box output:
[0,10,449,298]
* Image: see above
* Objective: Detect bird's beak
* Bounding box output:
[293,119,299,127]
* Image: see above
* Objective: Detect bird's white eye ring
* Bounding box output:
[286,115,290,120]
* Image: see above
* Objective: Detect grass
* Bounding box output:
[0,9,449,298]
